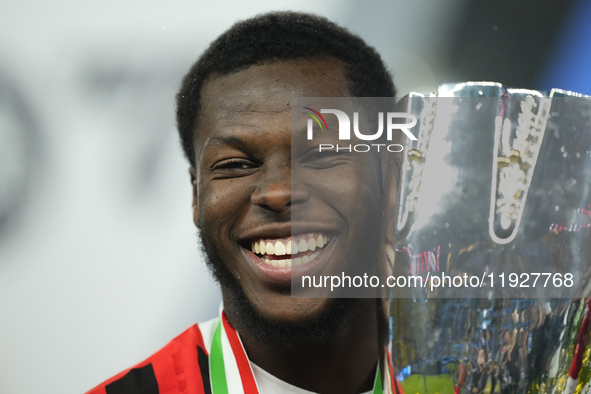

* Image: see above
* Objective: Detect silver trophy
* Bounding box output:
[387,83,591,394]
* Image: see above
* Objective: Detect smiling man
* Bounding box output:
[87,12,401,394]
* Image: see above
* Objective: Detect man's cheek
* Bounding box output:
[196,191,219,229]
[197,188,242,236]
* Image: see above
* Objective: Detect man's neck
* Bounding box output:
[224,297,382,394]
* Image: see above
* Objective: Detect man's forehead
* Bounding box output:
[199,58,350,116]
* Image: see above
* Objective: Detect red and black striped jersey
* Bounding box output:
[86,311,404,394]
[86,319,218,394]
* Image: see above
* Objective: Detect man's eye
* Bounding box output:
[211,159,258,173]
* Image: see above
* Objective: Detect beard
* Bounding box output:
[198,228,358,350]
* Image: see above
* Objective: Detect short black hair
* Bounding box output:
[176,11,397,167]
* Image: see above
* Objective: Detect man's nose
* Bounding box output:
[250,168,309,212]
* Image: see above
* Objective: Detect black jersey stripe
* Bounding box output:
[105,363,159,394]
[197,346,212,394]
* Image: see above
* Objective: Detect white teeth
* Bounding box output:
[274,241,286,256]
[298,239,308,252]
[265,241,274,255]
[316,235,324,248]
[307,238,316,252]
[286,240,295,254]
[259,240,266,254]
[254,234,330,267]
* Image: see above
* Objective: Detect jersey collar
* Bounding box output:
[210,309,397,394]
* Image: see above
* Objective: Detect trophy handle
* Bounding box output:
[488,89,550,244]
[396,93,437,242]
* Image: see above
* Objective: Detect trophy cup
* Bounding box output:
[387,83,591,394]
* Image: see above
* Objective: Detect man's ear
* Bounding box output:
[189,167,199,226]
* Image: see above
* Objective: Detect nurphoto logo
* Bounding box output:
[303,107,417,152]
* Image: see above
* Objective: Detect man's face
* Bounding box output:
[192,58,383,326]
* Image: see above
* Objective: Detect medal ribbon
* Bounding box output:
[210,312,386,394]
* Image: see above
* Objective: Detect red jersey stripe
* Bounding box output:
[221,312,259,394]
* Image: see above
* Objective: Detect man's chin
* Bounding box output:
[249,296,340,325]
[224,284,357,349]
